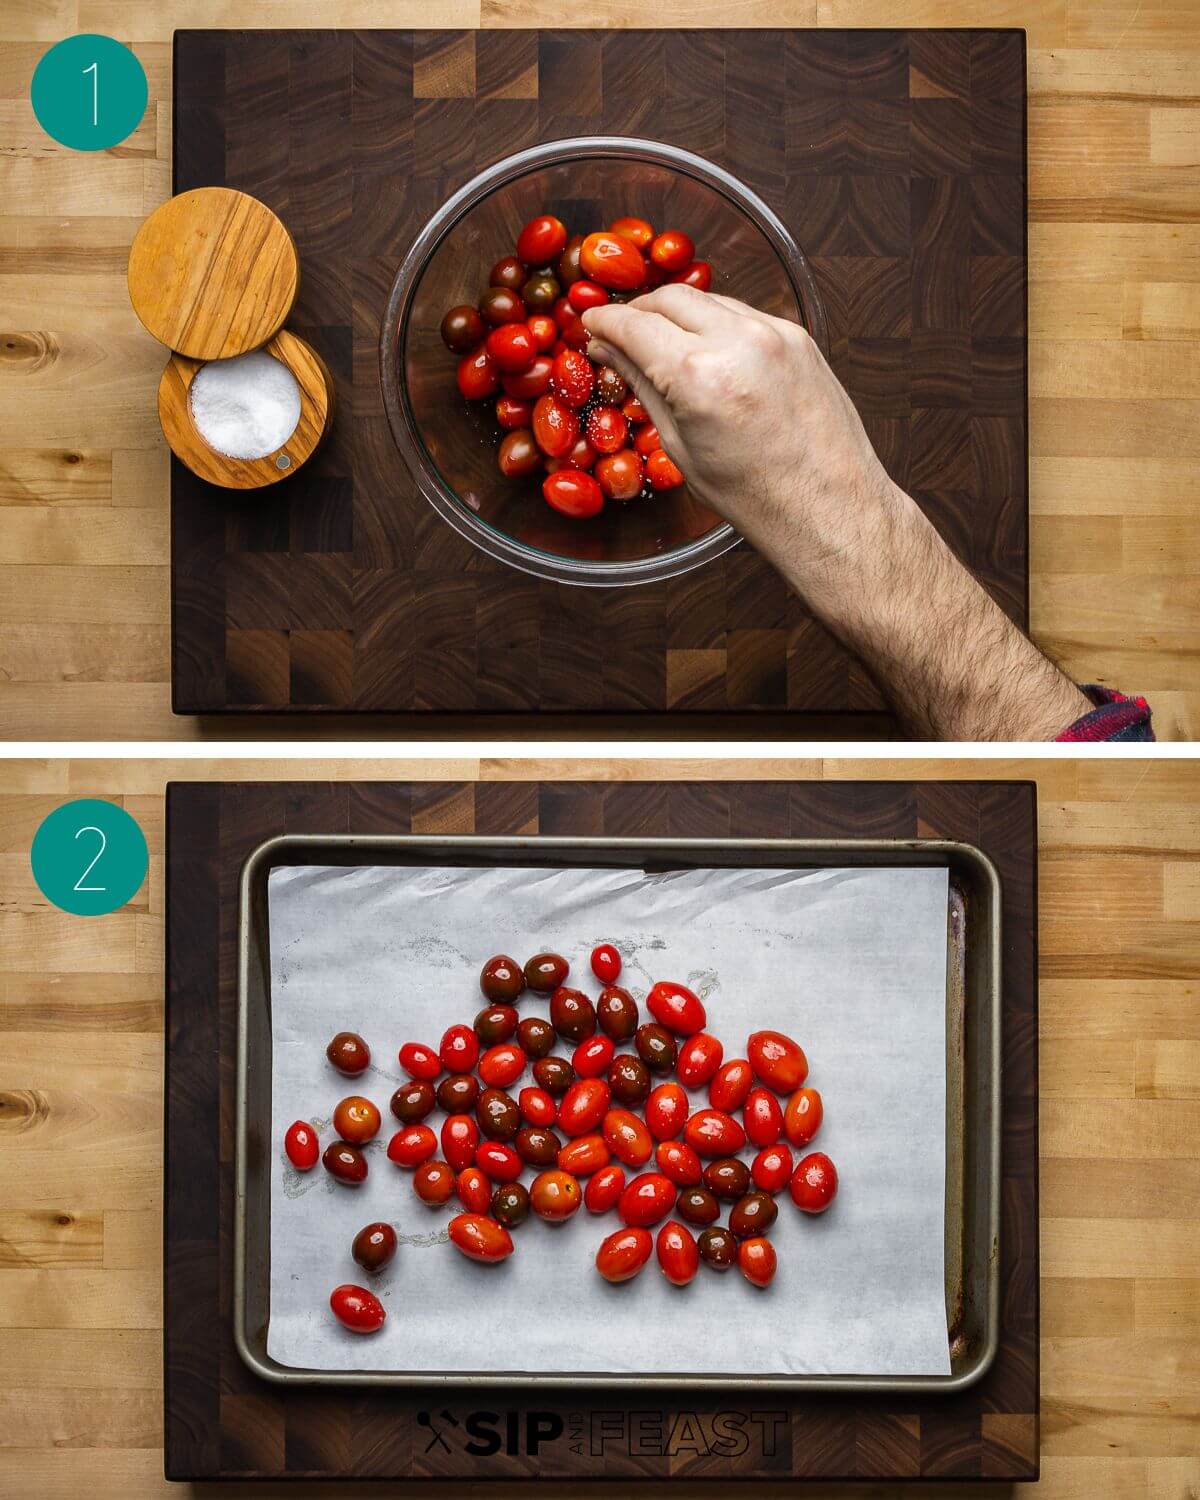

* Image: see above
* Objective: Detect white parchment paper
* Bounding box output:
[265,862,950,1377]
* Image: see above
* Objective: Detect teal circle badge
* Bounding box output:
[31,799,149,917]
[31,34,148,152]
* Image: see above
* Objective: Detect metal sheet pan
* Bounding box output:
[236,836,1001,1394]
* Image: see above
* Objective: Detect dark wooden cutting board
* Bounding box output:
[164,778,1038,1481]
[170,28,1027,719]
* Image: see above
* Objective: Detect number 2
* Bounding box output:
[73,825,107,892]
[82,61,98,127]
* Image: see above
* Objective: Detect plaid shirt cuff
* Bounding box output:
[1056,686,1155,743]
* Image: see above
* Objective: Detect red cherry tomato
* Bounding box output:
[609,215,655,250]
[751,1143,794,1194]
[485,322,537,374]
[501,354,553,400]
[456,1165,492,1213]
[744,1086,784,1148]
[387,1123,437,1167]
[668,260,712,291]
[440,1114,479,1171]
[748,1030,810,1093]
[602,1107,654,1167]
[580,231,646,291]
[495,394,532,430]
[456,345,499,400]
[622,395,648,424]
[585,1162,627,1213]
[526,313,558,352]
[655,1139,703,1187]
[649,228,695,274]
[543,469,604,518]
[677,1032,724,1089]
[594,449,643,502]
[518,1086,557,1127]
[412,1158,455,1204]
[784,1087,823,1146]
[656,1219,700,1285]
[738,1236,777,1287]
[439,1024,479,1074]
[790,1151,838,1213]
[640,256,668,288]
[284,1120,319,1170]
[596,1225,653,1282]
[530,1168,582,1222]
[568,279,609,312]
[557,1132,610,1177]
[646,449,685,490]
[590,943,622,983]
[550,348,594,407]
[618,1171,677,1228]
[475,1140,523,1182]
[497,428,542,478]
[710,1059,754,1113]
[532,393,579,457]
[546,435,597,472]
[644,1082,689,1142]
[330,1283,386,1332]
[517,214,568,267]
[478,1042,526,1089]
[558,1078,611,1137]
[646,980,706,1036]
[448,1212,514,1262]
[572,1034,615,1078]
[552,301,590,351]
[631,422,662,458]
[584,405,628,454]
[398,1041,441,1081]
[684,1108,746,1157]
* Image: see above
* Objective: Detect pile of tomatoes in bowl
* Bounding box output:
[439,213,710,521]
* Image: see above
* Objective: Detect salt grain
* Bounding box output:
[189,349,301,460]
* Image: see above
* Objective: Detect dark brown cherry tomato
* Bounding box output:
[646,449,685,490]
[387,1123,437,1168]
[550,348,594,407]
[525,951,569,992]
[456,345,500,401]
[633,420,662,457]
[490,254,527,291]
[790,1151,838,1213]
[333,1095,381,1144]
[284,1120,319,1170]
[677,1032,724,1089]
[568,278,609,312]
[783,1087,823,1147]
[580,230,646,291]
[636,1023,677,1074]
[656,1219,700,1285]
[353,1221,397,1274]
[602,1107,653,1167]
[677,1186,720,1227]
[558,1078,611,1137]
[323,1140,367,1185]
[517,1016,556,1059]
[647,980,706,1035]
[485,321,536,373]
[557,234,585,286]
[518,1084,556,1125]
[526,313,558,352]
[530,1168,582,1222]
[594,364,629,405]
[597,1225,653,1282]
[655,1139,703,1187]
[597,986,638,1041]
[710,1059,754,1113]
[392,1080,436,1122]
[618,1171,677,1228]
[413,1158,455,1204]
[698,1225,737,1271]
[645,1082,689,1142]
[669,260,713,291]
[649,228,694,274]
[478,1043,526,1089]
[476,1088,519,1141]
[448,1212,514,1262]
[558,1132,610,1177]
[327,1031,370,1075]
[440,1114,480,1168]
[479,285,525,325]
[738,1236,777,1287]
[585,405,628,454]
[440,304,485,354]
[622,394,648,423]
[550,985,597,1042]
[457,1165,492,1213]
[572,1033,614,1078]
[752,1143,794,1194]
[398,1040,440,1081]
[439,1023,479,1074]
[609,1053,651,1105]
[609,215,655,250]
[437,1073,480,1113]
[703,1156,750,1200]
[517,214,568,267]
[730,1190,779,1240]
[532,1055,575,1096]
[475,1140,522,1182]
[745,1086,784,1148]
[594,449,643,502]
[748,1030,809,1094]
[515,1124,561,1167]
[475,1005,519,1045]
[330,1282,386,1332]
[501,355,553,400]
[585,1162,627,1213]
[491,1181,531,1228]
[521,270,560,311]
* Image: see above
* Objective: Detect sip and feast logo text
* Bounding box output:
[418,1408,788,1460]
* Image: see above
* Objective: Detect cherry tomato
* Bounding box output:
[594,365,628,405]
[543,469,604,518]
[392,1081,435,1122]
[703,1156,750,1200]
[568,279,609,312]
[730,1190,778,1240]
[439,1115,479,1170]
[437,1024,477,1074]
[594,449,643,502]
[668,260,713,291]
[790,1151,838,1213]
[557,234,585,284]
[522,270,560,311]
[597,985,639,1041]
[532,1055,574,1095]
[518,1085,556,1127]
[530,1168,582,1222]
[475,1140,523,1182]
[557,1078,611,1137]
[412,1158,455,1204]
[476,1088,519,1140]
[609,215,655,250]
[602,1107,654,1167]
[751,1142,794,1194]
[596,1225,653,1282]
[491,1182,530,1228]
[437,1074,479,1113]
[679,1186,721,1227]
[618,1171,677,1228]
[633,421,663,457]
[398,1041,440,1081]
[448,1212,515,1262]
[547,435,597,472]
[563,313,591,352]
[495,395,533,431]
[572,1034,615,1078]
[710,1059,754,1113]
[352,1221,397,1274]
[622,395,648,424]
[585,1162,627,1213]
[656,1219,700,1286]
[387,1123,437,1167]
[284,1120,319,1170]
[479,952,523,1002]
[557,1132,610,1177]
[738,1236,777,1287]
[475,1005,519,1046]
[646,980,706,1036]
[584,405,628,454]
[456,346,499,401]
[330,1095,379,1144]
[517,214,568,267]
[646,449,685,490]
[748,1030,809,1093]
[323,1140,367,1185]
[784,1087,823,1147]
[590,943,621,983]
[485,322,537,375]
[478,1042,526,1089]
[655,1139,703,1187]
[526,313,558,352]
[441,304,486,354]
[645,1082,689,1142]
[649,228,694,274]
[532,394,579,457]
[330,1283,386,1332]
[684,1108,746,1158]
[745,1086,784,1148]
[641,257,667,288]
[677,1033,724,1090]
[490,254,526,291]
[515,1125,560,1167]
[550,348,594,407]
[456,1165,492,1213]
[580,230,646,291]
[501,355,553,400]
[479,286,525,325]
[551,986,597,1041]
[327,1031,370,1075]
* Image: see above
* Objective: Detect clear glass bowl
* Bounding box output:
[380,137,828,587]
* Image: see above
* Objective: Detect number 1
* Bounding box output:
[83,61,98,127]
[73,825,107,892]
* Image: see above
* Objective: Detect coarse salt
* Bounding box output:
[189,349,301,460]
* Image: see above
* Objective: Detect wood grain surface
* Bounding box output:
[0,3,1197,738]
[2,756,1197,1496]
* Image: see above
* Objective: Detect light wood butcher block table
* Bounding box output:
[1,3,1199,739]
[0,756,1197,1496]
